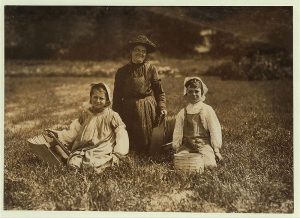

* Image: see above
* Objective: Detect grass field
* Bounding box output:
[4,61,293,212]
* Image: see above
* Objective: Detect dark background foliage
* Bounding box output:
[5,6,292,60]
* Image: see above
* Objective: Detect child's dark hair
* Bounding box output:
[185,79,203,94]
[90,83,110,106]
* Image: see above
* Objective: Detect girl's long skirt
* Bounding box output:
[120,95,157,154]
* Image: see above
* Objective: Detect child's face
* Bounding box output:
[91,90,107,110]
[186,88,202,104]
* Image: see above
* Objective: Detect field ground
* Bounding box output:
[4,60,293,212]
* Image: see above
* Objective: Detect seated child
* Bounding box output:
[172,77,222,168]
[48,82,129,173]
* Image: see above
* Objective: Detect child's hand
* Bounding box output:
[45,129,58,139]
[185,138,199,151]
[190,143,199,151]
[111,154,119,166]
[172,146,180,153]
[215,152,223,162]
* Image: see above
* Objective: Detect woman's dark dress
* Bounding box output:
[112,62,166,154]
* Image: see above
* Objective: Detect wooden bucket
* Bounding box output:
[149,115,176,155]
[174,153,204,173]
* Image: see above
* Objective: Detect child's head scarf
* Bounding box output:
[89,82,112,106]
[183,76,208,102]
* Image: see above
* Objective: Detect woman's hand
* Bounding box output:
[160,109,168,116]
[155,109,168,127]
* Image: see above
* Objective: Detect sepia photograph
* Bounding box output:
[1,2,298,217]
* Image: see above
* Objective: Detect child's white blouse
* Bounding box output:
[172,101,222,152]
[56,108,129,156]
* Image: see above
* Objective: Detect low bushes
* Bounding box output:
[205,52,292,80]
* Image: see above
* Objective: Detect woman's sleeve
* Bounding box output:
[56,119,82,145]
[111,112,129,156]
[206,107,222,152]
[172,109,185,150]
[150,65,166,110]
[112,70,122,114]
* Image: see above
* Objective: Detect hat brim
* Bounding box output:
[128,42,156,53]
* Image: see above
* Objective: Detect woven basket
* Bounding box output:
[174,153,204,173]
[27,134,62,165]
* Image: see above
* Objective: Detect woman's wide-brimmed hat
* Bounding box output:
[128,35,157,53]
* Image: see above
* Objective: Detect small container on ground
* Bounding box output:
[174,153,204,173]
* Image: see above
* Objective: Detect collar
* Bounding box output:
[186,101,204,114]
[89,106,109,114]
[129,61,145,67]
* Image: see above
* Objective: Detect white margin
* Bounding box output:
[0,1,298,218]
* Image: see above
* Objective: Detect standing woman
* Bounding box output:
[112,35,167,155]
